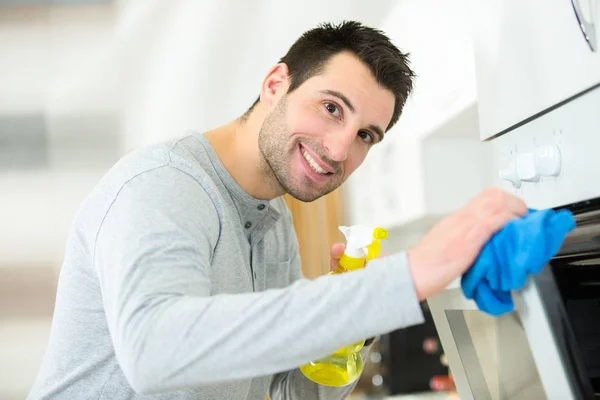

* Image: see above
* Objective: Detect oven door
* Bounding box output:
[428,199,600,399]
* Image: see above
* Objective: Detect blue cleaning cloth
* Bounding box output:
[461,208,576,316]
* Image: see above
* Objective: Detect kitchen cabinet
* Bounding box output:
[469,0,600,140]
[343,0,492,232]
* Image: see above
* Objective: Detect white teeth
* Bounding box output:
[301,149,328,175]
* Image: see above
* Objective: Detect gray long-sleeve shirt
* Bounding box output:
[27,132,424,399]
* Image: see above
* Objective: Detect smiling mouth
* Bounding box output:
[300,147,333,175]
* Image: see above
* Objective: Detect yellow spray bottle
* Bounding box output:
[299,225,388,387]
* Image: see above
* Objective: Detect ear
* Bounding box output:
[259,63,290,108]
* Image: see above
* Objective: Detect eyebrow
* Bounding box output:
[321,89,356,113]
[320,89,385,142]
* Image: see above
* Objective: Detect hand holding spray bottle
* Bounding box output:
[299,225,388,387]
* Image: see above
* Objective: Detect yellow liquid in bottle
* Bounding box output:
[300,237,385,386]
[299,353,363,387]
[333,340,365,355]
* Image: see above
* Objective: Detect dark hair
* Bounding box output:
[244,21,415,131]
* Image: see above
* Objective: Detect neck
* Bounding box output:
[205,104,284,200]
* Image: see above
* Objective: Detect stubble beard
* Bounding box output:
[258,97,340,202]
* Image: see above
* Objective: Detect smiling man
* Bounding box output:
[29,21,529,400]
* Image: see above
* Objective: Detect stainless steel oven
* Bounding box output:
[429,199,600,399]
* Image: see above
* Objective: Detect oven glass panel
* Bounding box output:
[551,256,600,395]
[551,203,600,397]
[446,310,546,399]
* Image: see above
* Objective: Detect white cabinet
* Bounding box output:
[343,0,491,231]
[377,0,477,141]
[469,0,600,140]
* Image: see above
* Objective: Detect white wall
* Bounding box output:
[0,170,107,268]
[116,0,398,149]
[0,318,54,399]
[0,4,118,114]
[0,4,121,268]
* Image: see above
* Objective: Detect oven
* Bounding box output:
[428,2,600,398]
[428,197,600,399]
[428,79,600,399]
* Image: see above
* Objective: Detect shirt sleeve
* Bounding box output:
[94,166,424,395]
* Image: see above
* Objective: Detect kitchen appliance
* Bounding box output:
[429,193,600,399]
[428,1,600,398]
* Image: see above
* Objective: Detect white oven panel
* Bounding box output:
[470,0,600,140]
[491,85,600,209]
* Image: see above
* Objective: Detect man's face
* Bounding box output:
[258,51,395,202]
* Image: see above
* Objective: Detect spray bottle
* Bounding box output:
[299,225,388,387]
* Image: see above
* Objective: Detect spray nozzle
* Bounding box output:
[366,227,388,261]
[338,225,388,260]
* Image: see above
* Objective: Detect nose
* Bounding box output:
[322,129,355,162]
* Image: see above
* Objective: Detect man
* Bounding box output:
[29,21,530,399]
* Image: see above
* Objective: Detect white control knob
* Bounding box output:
[499,162,522,188]
[498,145,561,188]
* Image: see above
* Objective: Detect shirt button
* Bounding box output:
[245,221,252,229]
[258,204,266,210]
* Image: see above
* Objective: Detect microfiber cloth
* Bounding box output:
[461,208,576,316]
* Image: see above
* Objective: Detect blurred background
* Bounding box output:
[0,0,495,398]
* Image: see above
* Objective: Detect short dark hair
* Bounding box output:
[245,21,415,131]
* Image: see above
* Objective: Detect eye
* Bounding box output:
[358,130,375,144]
[324,102,341,118]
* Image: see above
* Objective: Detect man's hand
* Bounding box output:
[329,243,390,272]
[330,243,346,272]
[407,187,528,301]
